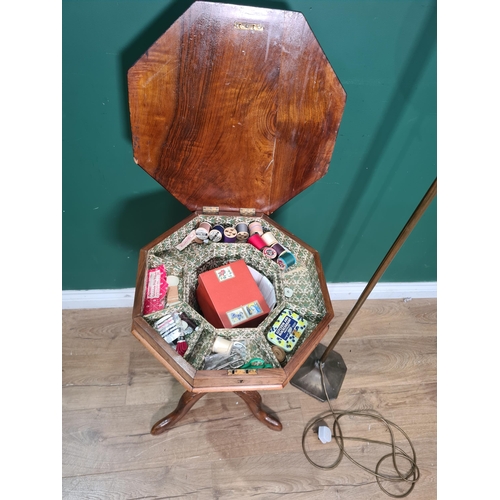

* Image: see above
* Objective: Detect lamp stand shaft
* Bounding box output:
[320,178,437,363]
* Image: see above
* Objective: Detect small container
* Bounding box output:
[267,308,308,353]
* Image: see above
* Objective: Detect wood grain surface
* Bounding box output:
[62,299,436,499]
[128,2,346,214]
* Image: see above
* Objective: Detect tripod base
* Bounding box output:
[290,344,347,402]
[151,390,282,435]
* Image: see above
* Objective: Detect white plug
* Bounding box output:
[318,425,332,444]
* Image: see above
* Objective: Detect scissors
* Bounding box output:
[240,358,273,369]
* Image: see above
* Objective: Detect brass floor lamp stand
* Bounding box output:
[291,178,437,401]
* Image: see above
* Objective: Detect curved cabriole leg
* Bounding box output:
[151,391,206,435]
[234,390,282,431]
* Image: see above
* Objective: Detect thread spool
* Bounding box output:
[235,222,249,242]
[195,221,211,240]
[261,231,278,247]
[208,224,225,242]
[271,345,286,364]
[223,227,237,243]
[276,250,296,269]
[247,233,267,251]
[271,242,286,257]
[248,221,264,236]
[262,246,278,259]
[212,336,233,355]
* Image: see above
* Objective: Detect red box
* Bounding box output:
[196,259,270,329]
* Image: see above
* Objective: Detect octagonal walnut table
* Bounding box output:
[127,1,346,435]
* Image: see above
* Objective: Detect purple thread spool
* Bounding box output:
[271,243,286,257]
[223,226,237,243]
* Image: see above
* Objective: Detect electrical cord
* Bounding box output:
[301,363,420,498]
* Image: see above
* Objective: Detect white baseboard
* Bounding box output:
[62,288,136,310]
[327,282,436,301]
[62,282,436,310]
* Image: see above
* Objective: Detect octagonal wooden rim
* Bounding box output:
[127,1,346,215]
[131,213,334,393]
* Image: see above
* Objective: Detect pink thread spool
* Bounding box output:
[248,233,267,251]
[248,221,264,236]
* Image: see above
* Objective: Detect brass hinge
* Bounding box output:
[239,208,256,216]
[202,206,219,215]
[227,369,258,375]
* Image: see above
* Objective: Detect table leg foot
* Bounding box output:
[234,390,283,431]
[151,390,206,435]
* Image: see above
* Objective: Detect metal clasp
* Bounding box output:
[227,369,258,375]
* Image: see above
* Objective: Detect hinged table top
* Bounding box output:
[128,1,346,214]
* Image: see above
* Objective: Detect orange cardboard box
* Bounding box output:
[196,259,270,329]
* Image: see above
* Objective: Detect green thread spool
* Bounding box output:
[276,250,296,269]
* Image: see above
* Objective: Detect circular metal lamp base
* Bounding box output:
[290,344,347,402]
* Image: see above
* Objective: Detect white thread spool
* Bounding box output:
[212,336,233,355]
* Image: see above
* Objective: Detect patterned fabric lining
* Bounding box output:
[143,215,328,370]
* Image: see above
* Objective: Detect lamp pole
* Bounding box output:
[291,178,437,401]
[321,178,437,362]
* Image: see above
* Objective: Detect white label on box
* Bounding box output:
[147,269,161,299]
[226,306,248,326]
[215,266,235,282]
[244,300,263,318]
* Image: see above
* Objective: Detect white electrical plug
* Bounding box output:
[318,425,332,444]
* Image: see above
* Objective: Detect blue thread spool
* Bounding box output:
[209,224,225,242]
[276,250,296,269]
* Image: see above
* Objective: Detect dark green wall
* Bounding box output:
[63,0,436,290]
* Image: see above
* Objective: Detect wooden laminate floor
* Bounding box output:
[62,299,437,499]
